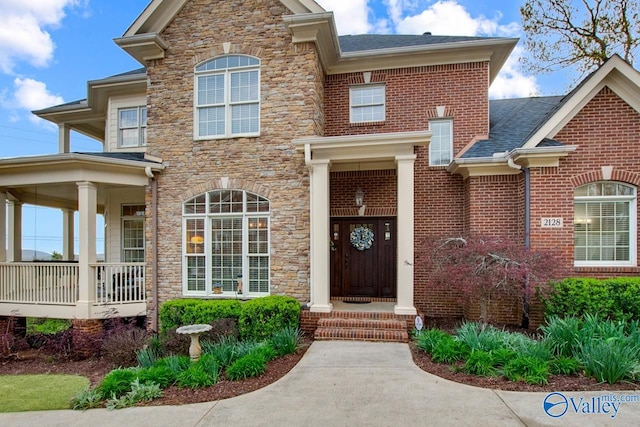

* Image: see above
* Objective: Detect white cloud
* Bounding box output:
[8,78,64,125]
[316,0,385,35]
[0,0,79,74]
[489,47,539,99]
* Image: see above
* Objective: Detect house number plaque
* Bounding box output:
[540,218,563,228]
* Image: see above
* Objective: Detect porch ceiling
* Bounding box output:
[0,153,163,211]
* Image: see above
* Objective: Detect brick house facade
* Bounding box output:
[3,0,639,332]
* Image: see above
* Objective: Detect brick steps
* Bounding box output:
[314,315,409,343]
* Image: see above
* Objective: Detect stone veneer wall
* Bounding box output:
[143,0,323,309]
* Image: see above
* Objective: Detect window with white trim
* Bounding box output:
[121,204,145,262]
[429,119,453,166]
[118,107,147,147]
[350,84,385,123]
[183,190,270,296]
[574,182,637,266]
[195,55,260,139]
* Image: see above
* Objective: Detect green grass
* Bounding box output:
[0,375,89,412]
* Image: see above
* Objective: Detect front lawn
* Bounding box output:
[0,374,89,412]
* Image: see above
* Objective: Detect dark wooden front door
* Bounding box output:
[330,218,396,298]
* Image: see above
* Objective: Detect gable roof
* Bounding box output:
[339,34,502,52]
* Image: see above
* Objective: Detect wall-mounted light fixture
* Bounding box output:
[355,188,364,207]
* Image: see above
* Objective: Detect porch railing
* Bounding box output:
[0,262,79,305]
[93,263,146,304]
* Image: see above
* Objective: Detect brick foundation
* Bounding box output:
[71,319,104,359]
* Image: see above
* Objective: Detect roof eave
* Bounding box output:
[114,33,168,66]
[0,153,165,171]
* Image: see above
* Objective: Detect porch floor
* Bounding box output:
[331,300,395,313]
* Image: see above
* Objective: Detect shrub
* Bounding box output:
[159,299,242,332]
[503,356,549,385]
[463,350,497,376]
[455,322,509,352]
[176,365,217,389]
[270,326,303,356]
[430,335,469,364]
[98,368,138,398]
[101,327,149,368]
[577,339,639,384]
[239,296,301,341]
[70,387,103,411]
[415,328,450,354]
[156,355,191,376]
[226,352,267,380]
[549,357,582,376]
[158,329,191,356]
[544,277,640,321]
[540,316,582,358]
[137,365,175,388]
[26,318,71,335]
[202,335,238,367]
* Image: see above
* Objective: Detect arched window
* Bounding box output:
[183,190,270,296]
[194,55,260,139]
[574,182,636,266]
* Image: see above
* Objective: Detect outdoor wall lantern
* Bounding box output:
[355,188,364,207]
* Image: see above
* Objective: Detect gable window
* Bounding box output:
[122,204,145,262]
[429,119,453,166]
[574,182,636,266]
[195,55,260,139]
[350,84,385,123]
[183,190,270,296]
[118,107,147,147]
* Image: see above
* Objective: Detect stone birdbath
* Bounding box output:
[176,324,212,362]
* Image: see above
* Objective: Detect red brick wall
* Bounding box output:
[529,87,640,279]
[330,170,396,211]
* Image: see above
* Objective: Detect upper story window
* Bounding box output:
[429,119,453,166]
[195,55,260,139]
[574,182,637,266]
[118,107,147,147]
[350,84,385,123]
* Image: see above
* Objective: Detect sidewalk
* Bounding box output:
[1,341,639,426]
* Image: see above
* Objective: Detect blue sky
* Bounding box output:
[0,0,576,253]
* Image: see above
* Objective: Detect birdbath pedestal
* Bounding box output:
[176,324,212,362]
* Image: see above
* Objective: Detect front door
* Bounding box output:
[330,218,396,298]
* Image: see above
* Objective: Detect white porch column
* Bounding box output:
[76,181,97,318]
[59,124,71,154]
[0,192,6,262]
[7,201,22,262]
[62,208,75,261]
[395,154,417,315]
[309,159,332,313]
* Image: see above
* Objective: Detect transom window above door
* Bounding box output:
[183,190,270,297]
[195,55,260,139]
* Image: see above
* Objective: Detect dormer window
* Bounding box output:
[195,55,260,139]
[118,107,147,147]
[350,84,385,123]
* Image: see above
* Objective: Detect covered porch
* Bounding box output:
[0,152,163,320]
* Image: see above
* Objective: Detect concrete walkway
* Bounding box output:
[2,341,639,426]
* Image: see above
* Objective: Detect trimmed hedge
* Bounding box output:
[159,299,242,332]
[159,296,301,340]
[544,277,640,321]
[239,296,301,341]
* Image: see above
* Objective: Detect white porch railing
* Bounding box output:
[0,262,79,305]
[93,262,146,305]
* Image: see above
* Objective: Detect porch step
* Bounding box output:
[314,317,409,343]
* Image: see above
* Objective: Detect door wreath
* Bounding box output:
[350,226,374,251]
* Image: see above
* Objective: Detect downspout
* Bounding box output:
[145,166,159,331]
[507,157,531,328]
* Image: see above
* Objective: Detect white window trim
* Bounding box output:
[349,84,386,124]
[118,106,147,148]
[194,56,261,140]
[574,184,637,267]
[428,119,453,166]
[121,204,146,262]
[182,191,270,297]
